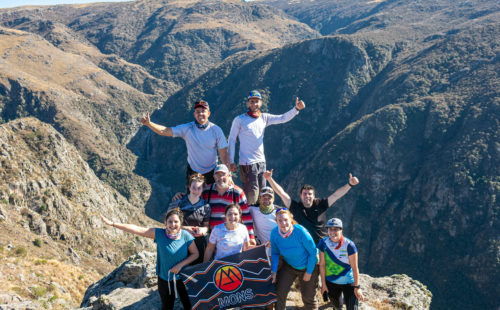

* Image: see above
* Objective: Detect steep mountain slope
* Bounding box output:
[280,25,500,310]
[130,23,499,309]
[0,0,497,309]
[0,0,319,208]
[261,0,500,39]
[0,118,157,308]
[0,0,319,86]
[0,26,166,205]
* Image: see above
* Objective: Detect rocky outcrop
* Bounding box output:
[80,252,159,310]
[0,118,156,308]
[79,251,432,310]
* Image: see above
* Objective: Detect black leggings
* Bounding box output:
[325,281,359,310]
[157,277,191,310]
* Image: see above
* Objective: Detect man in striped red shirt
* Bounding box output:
[202,164,256,245]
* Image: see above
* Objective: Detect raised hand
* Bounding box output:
[295,97,306,111]
[140,112,151,125]
[100,214,113,226]
[263,169,273,180]
[348,173,359,186]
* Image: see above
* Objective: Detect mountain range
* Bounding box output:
[0,0,498,309]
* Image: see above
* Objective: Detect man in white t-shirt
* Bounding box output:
[141,100,229,184]
[228,90,305,204]
[248,186,279,247]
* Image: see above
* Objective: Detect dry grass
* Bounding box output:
[0,211,111,309]
[0,254,99,305]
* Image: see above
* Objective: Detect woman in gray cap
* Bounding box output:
[317,218,364,310]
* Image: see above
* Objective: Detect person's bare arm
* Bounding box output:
[348,252,364,301]
[319,251,328,295]
[170,241,199,274]
[218,147,230,168]
[140,112,173,136]
[101,215,155,239]
[228,118,240,171]
[327,173,359,207]
[263,169,291,207]
[203,241,216,263]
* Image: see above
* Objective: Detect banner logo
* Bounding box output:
[181,246,277,310]
[214,265,243,292]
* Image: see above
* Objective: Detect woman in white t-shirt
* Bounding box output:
[203,204,252,261]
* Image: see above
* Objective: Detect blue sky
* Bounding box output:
[0,0,131,8]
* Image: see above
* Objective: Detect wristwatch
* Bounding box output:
[353,285,360,289]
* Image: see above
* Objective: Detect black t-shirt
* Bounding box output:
[289,198,329,244]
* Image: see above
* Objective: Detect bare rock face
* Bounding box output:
[360,274,432,310]
[79,251,432,310]
[0,118,157,309]
[0,118,154,255]
[80,252,160,310]
[0,292,36,310]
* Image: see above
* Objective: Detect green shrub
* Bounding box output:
[48,294,58,302]
[33,239,42,247]
[13,246,27,257]
[34,259,47,265]
[32,286,47,298]
[40,204,48,212]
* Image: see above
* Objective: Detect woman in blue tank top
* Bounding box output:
[101,208,198,310]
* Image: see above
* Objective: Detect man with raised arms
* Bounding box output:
[263,169,359,244]
[141,100,229,184]
[228,90,305,205]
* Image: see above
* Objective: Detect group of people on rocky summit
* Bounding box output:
[100,90,364,310]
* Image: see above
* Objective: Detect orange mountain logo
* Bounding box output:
[214,265,244,292]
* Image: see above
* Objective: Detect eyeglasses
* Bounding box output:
[276,207,288,213]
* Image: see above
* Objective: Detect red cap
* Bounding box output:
[194,100,209,110]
